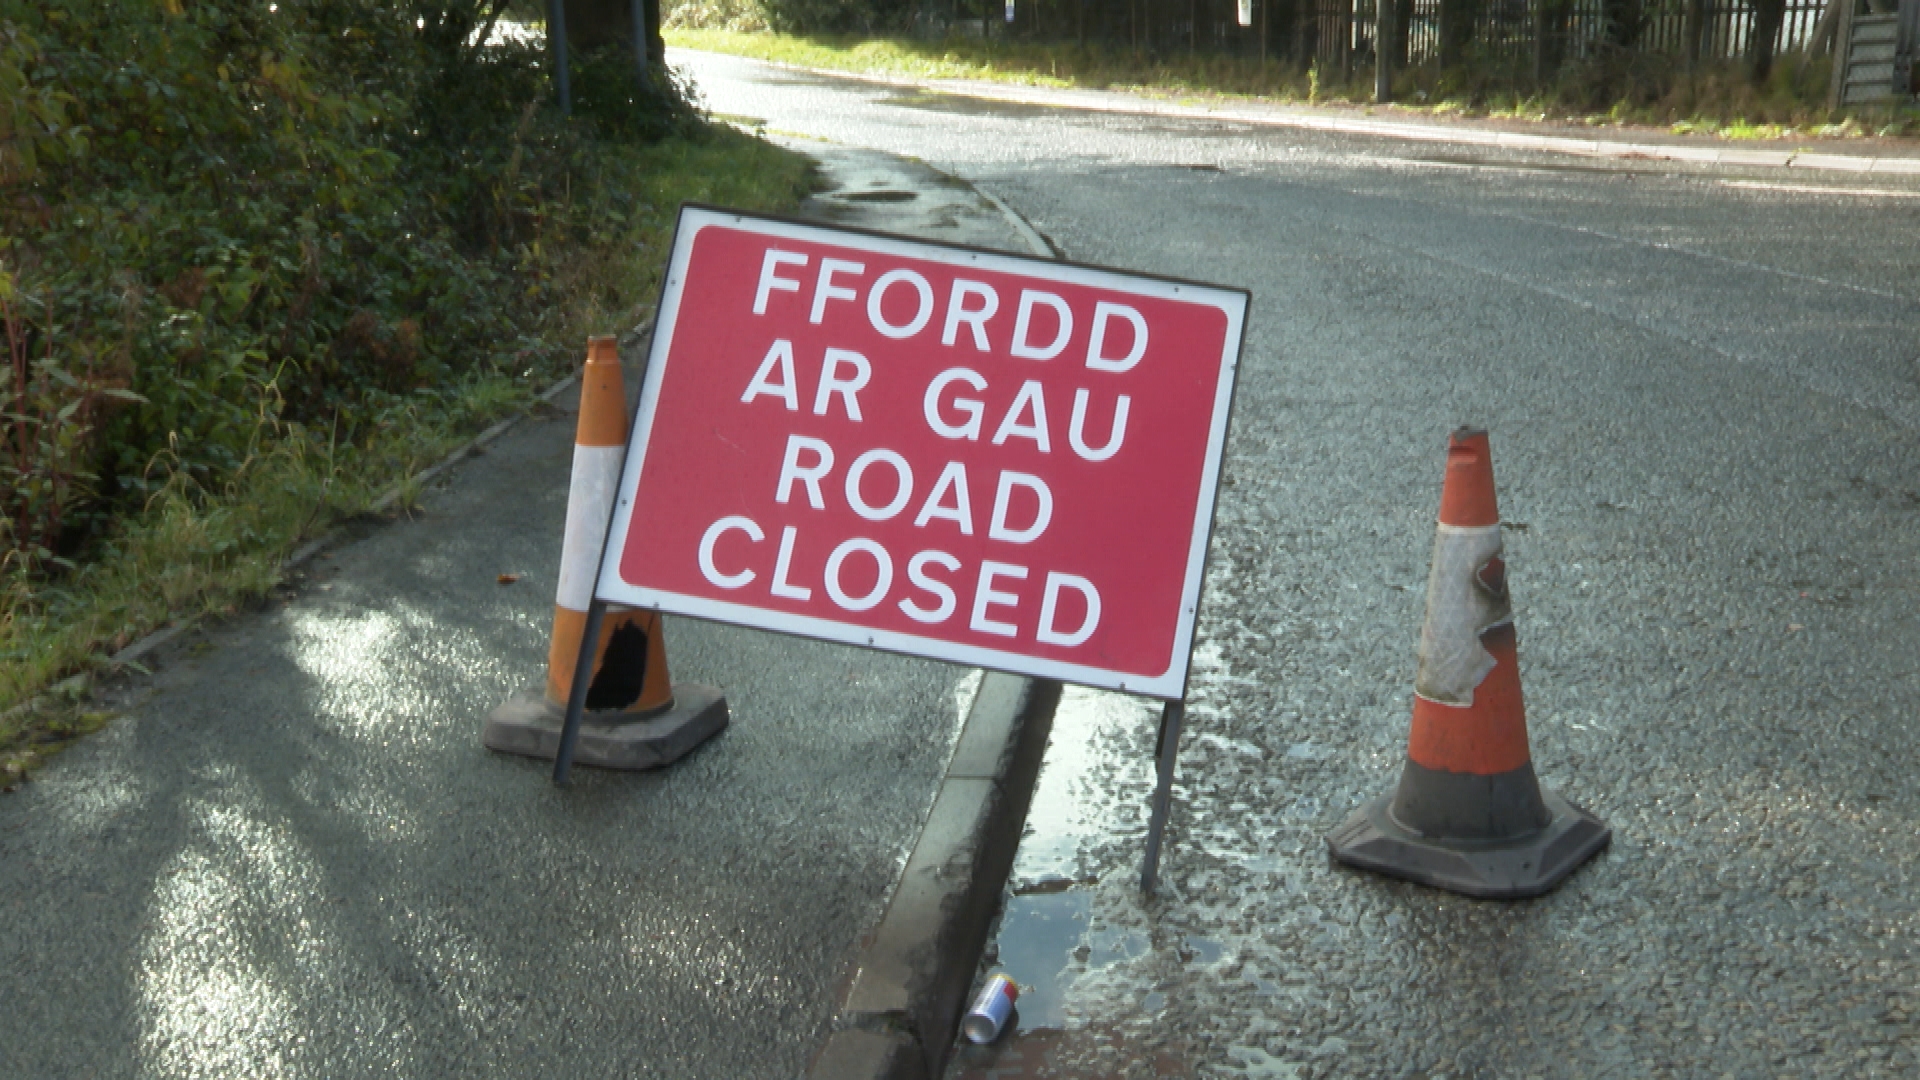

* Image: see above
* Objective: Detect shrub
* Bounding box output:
[0,0,702,575]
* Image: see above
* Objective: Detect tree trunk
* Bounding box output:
[564,0,629,49]
[561,0,662,64]
[1532,0,1567,83]
[1750,0,1786,79]
[1682,0,1706,68]
[644,0,664,69]
[1268,0,1296,59]
[1294,0,1320,65]
[1439,0,1478,67]
[1601,0,1638,46]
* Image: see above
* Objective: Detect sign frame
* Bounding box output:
[553,204,1251,893]
[590,205,1247,699]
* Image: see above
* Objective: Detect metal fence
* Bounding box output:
[1004,0,1831,74]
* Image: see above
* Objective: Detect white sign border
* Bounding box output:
[594,205,1248,701]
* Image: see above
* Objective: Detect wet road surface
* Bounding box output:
[672,48,1920,1079]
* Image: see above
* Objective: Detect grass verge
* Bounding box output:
[0,126,814,788]
[665,27,1919,138]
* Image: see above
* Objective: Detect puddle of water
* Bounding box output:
[987,889,1085,1031]
[952,885,1198,1078]
[948,560,1320,1077]
[950,685,1239,1075]
[1010,686,1156,888]
[981,886,1160,1030]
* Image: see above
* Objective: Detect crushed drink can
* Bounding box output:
[962,973,1019,1044]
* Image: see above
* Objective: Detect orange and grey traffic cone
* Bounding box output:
[1327,428,1608,899]
[482,336,727,769]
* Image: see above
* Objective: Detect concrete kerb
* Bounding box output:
[805,168,1066,1080]
[971,186,1060,259]
[809,674,1064,1080]
[706,51,1920,177]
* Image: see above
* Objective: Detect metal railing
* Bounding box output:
[1005,0,1836,74]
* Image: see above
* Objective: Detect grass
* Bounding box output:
[665,26,1920,138]
[669,25,1334,97]
[0,125,814,787]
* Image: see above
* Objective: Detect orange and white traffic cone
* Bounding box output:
[1327,428,1608,899]
[482,336,727,769]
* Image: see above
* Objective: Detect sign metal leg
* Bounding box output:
[1140,697,1186,894]
[553,599,607,786]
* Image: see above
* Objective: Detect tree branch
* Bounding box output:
[470,0,514,52]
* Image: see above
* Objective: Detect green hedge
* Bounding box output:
[0,0,698,573]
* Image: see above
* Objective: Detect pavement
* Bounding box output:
[0,144,1053,1080]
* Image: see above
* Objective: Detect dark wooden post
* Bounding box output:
[1750,0,1787,79]
[549,0,571,113]
[1532,0,1567,85]
[1376,0,1394,98]
[1439,0,1479,67]
[630,0,649,79]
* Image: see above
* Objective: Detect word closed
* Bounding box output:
[596,207,1248,698]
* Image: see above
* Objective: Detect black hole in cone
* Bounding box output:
[585,622,648,711]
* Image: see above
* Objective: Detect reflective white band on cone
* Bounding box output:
[1415,521,1510,707]
[555,443,625,613]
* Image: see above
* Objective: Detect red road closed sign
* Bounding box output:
[595,206,1248,699]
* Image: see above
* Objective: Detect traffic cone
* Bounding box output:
[482,336,728,769]
[1327,428,1608,899]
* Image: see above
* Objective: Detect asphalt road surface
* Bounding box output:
[671,49,1920,1079]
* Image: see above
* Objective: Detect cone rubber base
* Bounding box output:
[1327,785,1610,900]
[481,684,728,770]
